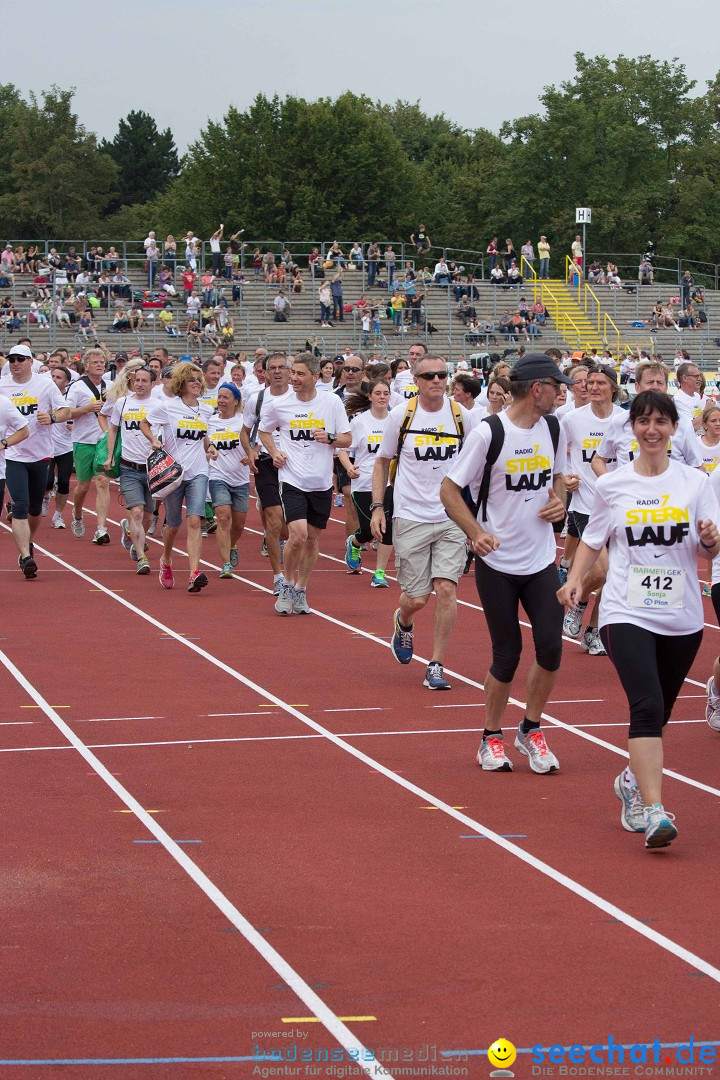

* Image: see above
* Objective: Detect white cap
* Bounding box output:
[8,343,32,359]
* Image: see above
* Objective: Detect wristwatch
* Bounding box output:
[369,501,385,511]
[1,438,8,450]
[326,431,337,444]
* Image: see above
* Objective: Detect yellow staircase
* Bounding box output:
[534,279,605,352]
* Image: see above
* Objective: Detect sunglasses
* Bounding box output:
[343,366,362,373]
[8,356,28,364]
[417,370,448,381]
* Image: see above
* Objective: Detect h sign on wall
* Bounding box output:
[576,208,592,224]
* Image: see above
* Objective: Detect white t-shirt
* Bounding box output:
[199,387,219,414]
[0,395,30,478]
[561,403,624,514]
[392,369,418,400]
[598,412,702,469]
[0,358,44,383]
[348,410,390,493]
[377,398,478,523]
[674,389,703,427]
[242,387,291,450]
[208,414,249,486]
[147,396,213,480]
[66,378,106,446]
[446,412,567,575]
[699,436,720,475]
[582,461,718,634]
[259,390,350,492]
[109,393,153,466]
[0,374,65,462]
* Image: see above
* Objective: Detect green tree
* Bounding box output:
[100,110,179,212]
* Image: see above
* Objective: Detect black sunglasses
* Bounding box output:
[8,356,28,364]
[417,370,448,381]
[343,366,362,373]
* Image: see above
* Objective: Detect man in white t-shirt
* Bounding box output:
[391,342,425,400]
[371,354,479,691]
[0,344,70,577]
[673,362,703,431]
[65,349,112,543]
[441,353,572,772]
[258,352,351,615]
[209,224,224,274]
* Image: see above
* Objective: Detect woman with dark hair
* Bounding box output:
[338,378,395,588]
[559,390,720,849]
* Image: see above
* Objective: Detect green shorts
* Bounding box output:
[73,442,100,482]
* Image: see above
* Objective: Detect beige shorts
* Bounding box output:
[393,517,467,598]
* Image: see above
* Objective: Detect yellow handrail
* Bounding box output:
[520,254,537,283]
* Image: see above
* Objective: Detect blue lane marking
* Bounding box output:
[441,1041,720,1058]
[459,834,527,839]
[132,840,202,844]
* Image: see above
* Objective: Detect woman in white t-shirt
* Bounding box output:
[208,383,250,578]
[316,358,335,393]
[698,405,720,474]
[559,390,720,850]
[336,379,394,588]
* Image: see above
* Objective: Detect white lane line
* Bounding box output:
[207,711,272,717]
[12,542,720,984]
[547,698,605,704]
[0,648,392,1080]
[78,716,163,723]
[28,519,720,801]
[324,707,386,714]
[0,722,34,727]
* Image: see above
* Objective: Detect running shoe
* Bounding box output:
[293,586,311,614]
[702,583,712,598]
[219,562,233,579]
[187,571,208,593]
[557,563,568,586]
[279,539,285,564]
[643,804,678,849]
[229,546,239,568]
[580,627,607,656]
[120,518,133,551]
[205,517,218,535]
[19,555,37,580]
[5,501,12,522]
[333,494,344,507]
[92,527,110,545]
[147,517,158,537]
[51,511,65,529]
[477,736,513,772]
[370,570,389,588]
[261,534,268,557]
[272,573,285,596]
[136,557,151,576]
[514,724,559,774]
[345,536,361,572]
[391,608,413,665]
[706,677,720,732]
[614,771,645,832]
[463,549,474,575]
[423,662,451,690]
[41,492,51,517]
[71,515,85,538]
[159,560,175,590]
[275,581,294,614]
[563,602,586,639]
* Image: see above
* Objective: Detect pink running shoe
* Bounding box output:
[159,561,175,590]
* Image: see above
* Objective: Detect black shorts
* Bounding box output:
[352,489,393,546]
[569,509,589,538]
[255,454,281,509]
[334,457,351,492]
[280,483,332,529]
[5,459,50,520]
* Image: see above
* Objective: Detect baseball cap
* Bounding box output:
[510,353,576,386]
[8,344,32,359]
[114,352,128,363]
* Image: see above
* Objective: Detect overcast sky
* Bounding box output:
[14,0,720,152]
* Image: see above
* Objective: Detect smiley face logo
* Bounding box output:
[488,1038,517,1074]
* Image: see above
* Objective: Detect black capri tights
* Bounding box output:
[46,451,74,496]
[475,559,563,683]
[351,488,393,546]
[600,623,703,739]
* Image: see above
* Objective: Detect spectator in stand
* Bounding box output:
[678,304,697,330]
[331,271,344,322]
[273,288,291,322]
[503,238,517,272]
[127,302,144,332]
[367,242,380,286]
[538,235,551,279]
[571,234,583,270]
[327,242,347,269]
[490,264,505,285]
[680,269,694,310]
[606,263,622,287]
[146,236,159,289]
[384,245,397,286]
[433,257,451,286]
[201,270,215,305]
[209,225,224,274]
[411,225,432,260]
[291,266,303,293]
[182,266,196,301]
[507,261,523,286]
[308,247,321,276]
[319,281,332,327]
[1,243,16,275]
[349,243,364,269]
[157,266,177,297]
[638,258,654,286]
[486,237,498,273]
[662,303,681,330]
[520,240,535,273]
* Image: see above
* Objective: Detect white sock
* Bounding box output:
[624,767,637,788]
[710,677,719,697]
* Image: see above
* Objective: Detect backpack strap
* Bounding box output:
[388,396,418,485]
[249,388,266,449]
[545,412,560,461]
[475,413,505,522]
[81,374,104,401]
[449,398,465,445]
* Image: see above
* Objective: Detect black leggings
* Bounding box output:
[475,559,563,682]
[46,451,74,496]
[711,583,720,628]
[5,459,49,520]
[600,623,702,739]
[351,488,393,546]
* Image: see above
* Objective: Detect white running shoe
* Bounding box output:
[275,582,294,615]
[292,586,311,614]
[706,677,720,732]
[41,492,51,516]
[477,737,513,772]
[580,627,607,656]
[51,512,65,529]
[614,772,645,832]
[643,804,678,849]
[92,527,110,545]
[272,574,284,596]
[120,518,133,551]
[514,724,559,774]
[563,603,586,639]
[71,515,85,538]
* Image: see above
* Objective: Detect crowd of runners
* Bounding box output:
[1,337,719,852]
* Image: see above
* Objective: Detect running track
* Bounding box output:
[1,490,719,1078]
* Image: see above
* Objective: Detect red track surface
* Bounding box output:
[2,488,720,1078]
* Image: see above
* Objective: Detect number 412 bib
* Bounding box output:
[627,565,686,609]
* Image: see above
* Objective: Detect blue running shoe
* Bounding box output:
[345,535,361,572]
[370,570,389,588]
[391,608,413,665]
[120,518,133,551]
[423,661,451,690]
[644,804,677,849]
[557,563,568,586]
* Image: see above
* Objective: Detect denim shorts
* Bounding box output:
[119,464,153,512]
[163,473,208,528]
[209,479,249,513]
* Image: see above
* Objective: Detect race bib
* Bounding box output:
[627,565,686,609]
